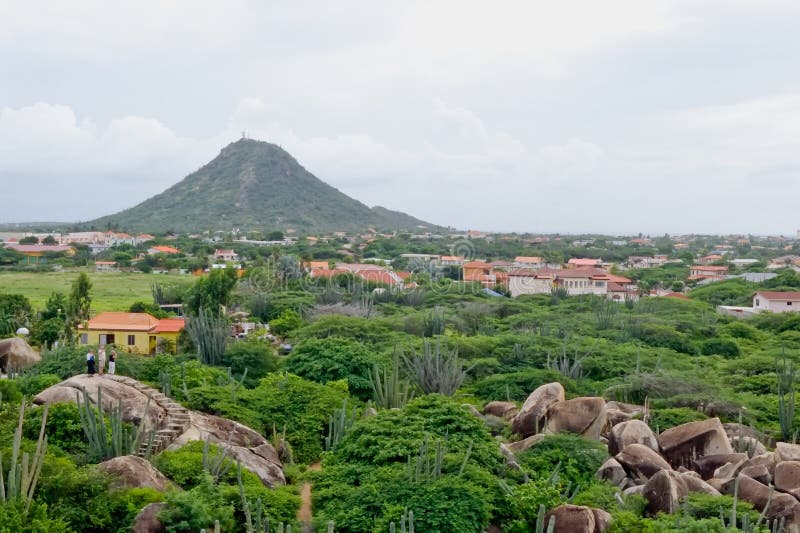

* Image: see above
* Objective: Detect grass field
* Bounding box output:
[0,271,193,312]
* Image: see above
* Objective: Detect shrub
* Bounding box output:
[219,340,278,386]
[24,402,87,457]
[515,434,607,488]
[649,407,708,431]
[159,474,236,533]
[268,309,304,337]
[700,338,741,358]
[18,373,61,396]
[0,379,22,403]
[283,337,383,400]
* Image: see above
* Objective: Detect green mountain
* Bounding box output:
[87,139,440,234]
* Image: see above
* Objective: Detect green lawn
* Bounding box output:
[0,270,192,312]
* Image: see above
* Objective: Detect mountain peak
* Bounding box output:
[84,139,439,234]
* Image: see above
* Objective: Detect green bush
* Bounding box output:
[649,407,708,431]
[283,336,384,400]
[159,474,236,533]
[467,369,580,403]
[515,434,607,488]
[0,380,22,403]
[700,338,741,358]
[0,500,71,533]
[219,340,278,386]
[24,402,87,457]
[220,483,300,527]
[17,373,61,396]
[268,309,304,337]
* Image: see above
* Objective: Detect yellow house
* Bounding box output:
[5,244,75,265]
[78,312,184,354]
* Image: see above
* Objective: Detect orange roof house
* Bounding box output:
[567,258,602,268]
[148,245,180,255]
[78,312,185,354]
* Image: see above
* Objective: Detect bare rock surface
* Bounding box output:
[615,443,672,481]
[597,458,627,487]
[132,502,167,533]
[545,504,611,533]
[511,382,565,437]
[483,401,518,421]
[98,455,175,492]
[679,472,721,495]
[0,337,41,371]
[735,474,799,522]
[546,397,607,439]
[608,420,659,456]
[644,470,688,514]
[778,443,800,463]
[775,461,800,499]
[658,418,733,469]
[34,375,167,428]
[506,434,546,454]
[693,453,748,480]
[740,464,771,486]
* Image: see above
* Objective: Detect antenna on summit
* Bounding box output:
[241,130,247,139]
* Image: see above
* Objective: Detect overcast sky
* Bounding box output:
[1,1,799,235]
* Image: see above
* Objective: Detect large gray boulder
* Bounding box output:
[132,502,166,533]
[0,337,41,372]
[735,474,800,523]
[607,420,659,456]
[34,375,167,429]
[98,455,175,492]
[643,470,688,514]
[546,397,607,439]
[483,401,518,421]
[511,382,565,437]
[693,453,749,480]
[775,461,800,500]
[658,418,733,469]
[615,443,672,481]
[545,504,611,533]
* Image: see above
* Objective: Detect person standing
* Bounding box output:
[108,349,117,375]
[86,349,96,376]
[98,345,106,375]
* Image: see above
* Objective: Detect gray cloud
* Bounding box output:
[1,0,799,234]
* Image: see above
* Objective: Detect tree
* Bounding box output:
[41,235,58,245]
[19,236,38,244]
[266,230,285,241]
[67,273,92,338]
[184,267,238,314]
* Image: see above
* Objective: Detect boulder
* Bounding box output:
[169,411,285,487]
[730,436,767,458]
[723,422,773,448]
[713,458,748,481]
[615,443,672,481]
[0,337,41,372]
[643,470,688,515]
[740,464,771,486]
[744,452,779,477]
[132,502,166,533]
[546,397,607,439]
[596,458,627,487]
[98,455,174,492]
[506,434,546,454]
[463,404,483,418]
[483,401,519,421]
[735,474,799,522]
[775,461,800,499]
[693,453,748,480]
[511,382,565,437]
[607,420,659,456]
[624,485,645,496]
[658,418,733,469]
[606,408,635,427]
[499,443,523,473]
[34,375,167,429]
[777,443,800,463]
[605,402,645,428]
[680,472,721,495]
[545,504,611,533]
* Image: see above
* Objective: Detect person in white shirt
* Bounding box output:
[98,345,106,375]
[108,349,117,375]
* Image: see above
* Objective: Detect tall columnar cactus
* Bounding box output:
[325,398,358,451]
[776,351,796,442]
[76,386,151,460]
[0,400,49,514]
[370,349,414,409]
[186,307,228,365]
[403,340,467,396]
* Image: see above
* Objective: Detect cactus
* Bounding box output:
[0,400,49,515]
[403,340,467,396]
[203,435,233,482]
[76,387,150,460]
[777,350,796,442]
[325,398,358,451]
[370,349,414,409]
[186,307,228,365]
[423,306,446,336]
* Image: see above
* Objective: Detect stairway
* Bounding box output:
[102,374,192,457]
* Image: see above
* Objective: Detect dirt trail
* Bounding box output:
[298,462,322,531]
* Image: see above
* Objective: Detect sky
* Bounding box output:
[1,0,799,235]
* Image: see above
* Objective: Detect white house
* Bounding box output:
[753,291,800,313]
[508,268,611,297]
[214,249,239,262]
[513,256,544,269]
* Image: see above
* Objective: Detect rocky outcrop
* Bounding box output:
[545,504,611,533]
[596,458,627,487]
[775,461,800,500]
[607,420,659,457]
[545,397,607,439]
[777,443,800,462]
[98,455,175,492]
[511,383,565,437]
[693,453,748,480]
[735,474,799,522]
[615,443,672,481]
[0,337,41,373]
[658,418,733,469]
[132,502,166,533]
[506,434,545,454]
[643,470,688,514]
[483,401,518,421]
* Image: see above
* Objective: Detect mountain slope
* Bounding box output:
[87,139,440,234]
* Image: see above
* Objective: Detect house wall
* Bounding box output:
[509,276,552,297]
[80,330,181,354]
[754,295,800,313]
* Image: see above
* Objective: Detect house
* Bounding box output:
[753,291,800,313]
[688,265,728,281]
[626,255,668,269]
[513,256,544,269]
[698,254,724,265]
[567,258,602,269]
[508,268,611,297]
[4,244,75,265]
[306,261,330,271]
[462,261,499,288]
[214,249,239,262]
[148,245,180,255]
[78,312,185,354]
[136,234,155,243]
[439,256,464,266]
[94,261,118,272]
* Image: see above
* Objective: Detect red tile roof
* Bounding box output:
[152,318,186,333]
[568,258,601,266]
[6,244,73,253]
[756,291,800,300]
[82,312,185,333]
[149,245,180,254]
[514,256,543,263]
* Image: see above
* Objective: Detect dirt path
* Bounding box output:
[298,462,322,531]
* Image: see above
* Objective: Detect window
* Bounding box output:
[80,334,88,344]
[789,302,793,306]
[755,299,760,306]
[127,334,136,346]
